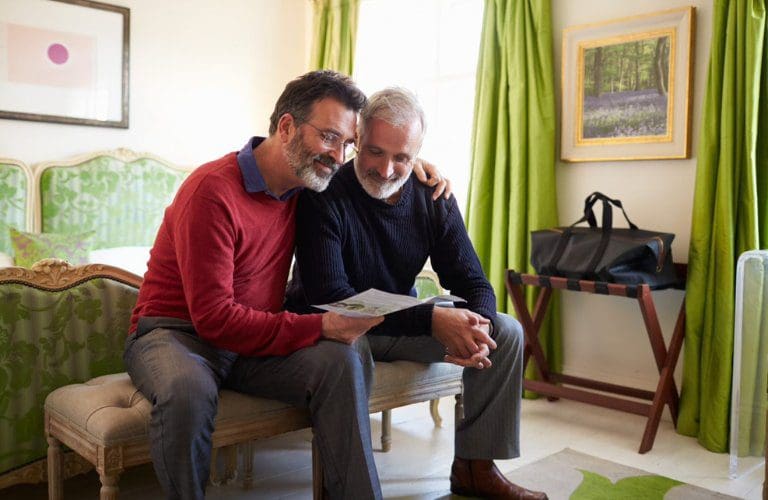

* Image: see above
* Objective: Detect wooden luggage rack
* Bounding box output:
[505,264,687,453]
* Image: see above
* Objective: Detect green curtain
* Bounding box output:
[678,0,768,452]
[465,0,561,379]
[310,0,359,74]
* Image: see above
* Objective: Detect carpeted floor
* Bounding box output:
[504,448,741,500]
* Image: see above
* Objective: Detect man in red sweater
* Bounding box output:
[125,71,446,500]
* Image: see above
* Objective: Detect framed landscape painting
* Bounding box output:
[560,7,694,162]
[0,0,130,128]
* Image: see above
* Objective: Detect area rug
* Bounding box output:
[503,448,739,500]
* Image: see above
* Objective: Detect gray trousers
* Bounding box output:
[367,312,523,460]
[123,313,523,500]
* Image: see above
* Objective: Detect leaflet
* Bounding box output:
[313,288,466,318]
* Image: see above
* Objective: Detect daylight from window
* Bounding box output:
[353,0,484,213]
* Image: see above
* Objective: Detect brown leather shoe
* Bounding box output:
[450,457,548,500]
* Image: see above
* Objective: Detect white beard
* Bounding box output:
[354,164,408,201]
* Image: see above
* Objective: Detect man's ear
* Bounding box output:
[277,113,295,143]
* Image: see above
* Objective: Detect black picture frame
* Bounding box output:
[0,0,130,128]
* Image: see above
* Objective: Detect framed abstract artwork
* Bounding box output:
[560,7,694,162]
[0,0,130,128]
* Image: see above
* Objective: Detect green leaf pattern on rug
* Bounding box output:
[571,469,683,499]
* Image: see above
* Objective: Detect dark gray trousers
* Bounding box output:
[123,313,523,500]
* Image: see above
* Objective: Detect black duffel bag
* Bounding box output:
[530,192,677,288]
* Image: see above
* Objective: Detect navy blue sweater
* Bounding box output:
[285,163,496,336]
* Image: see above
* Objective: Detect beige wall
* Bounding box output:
[0,0,312,166]
[551,0,712,398]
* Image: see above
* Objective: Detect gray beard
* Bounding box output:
[355,167,408,201]
[286,132,339,192]
[295,162,332,192]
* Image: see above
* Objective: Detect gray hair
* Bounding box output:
[358,87,426,145]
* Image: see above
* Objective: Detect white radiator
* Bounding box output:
[729,250,768,478]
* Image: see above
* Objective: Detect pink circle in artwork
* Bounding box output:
[47,43,69,65]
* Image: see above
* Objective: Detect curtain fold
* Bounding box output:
[678,0,768,452]
[310,0,359,75]
[466,0,561,379]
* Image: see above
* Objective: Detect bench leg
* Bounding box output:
[312,436,323,500]
[429,399,443,427]
[381,410,392,452]
[223,445,237,483]
[242,441,254,488]
[47,435,63,500]
[98,471,120,500]
[209,448,221,486]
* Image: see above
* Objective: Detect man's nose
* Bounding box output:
[376,160,394,179]
[327,143,344,164]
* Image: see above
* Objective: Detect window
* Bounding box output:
[353,0,484,211]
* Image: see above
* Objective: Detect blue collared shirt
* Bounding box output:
[236,136,301,201]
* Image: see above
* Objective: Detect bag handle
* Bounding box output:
[585,196,613,277]
[543,192,636,279]
[579,192,638,230]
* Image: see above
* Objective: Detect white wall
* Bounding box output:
[0,0,312,167]
[551,1,712,398]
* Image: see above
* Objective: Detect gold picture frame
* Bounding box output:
[560,7,695,162]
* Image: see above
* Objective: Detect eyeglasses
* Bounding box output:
[302,122,357,161]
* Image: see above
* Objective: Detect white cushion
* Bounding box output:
[89,246,151,277]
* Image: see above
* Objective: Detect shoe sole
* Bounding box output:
[449,485,480,497]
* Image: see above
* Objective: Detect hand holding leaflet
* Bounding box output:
[314,288,466,317]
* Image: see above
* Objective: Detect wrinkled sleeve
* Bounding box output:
[429,196,497,321]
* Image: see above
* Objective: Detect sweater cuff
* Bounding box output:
[290,313,324,347]
[414,303,434,336]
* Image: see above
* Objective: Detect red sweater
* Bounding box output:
[130,151,323,356]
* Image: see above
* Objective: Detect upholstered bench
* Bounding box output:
[45,363,463,499]
[45,372,309,499]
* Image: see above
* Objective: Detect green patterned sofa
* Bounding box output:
[34,149,189,251]
[0,150,191,489]
[0,149,190,274]
[0,158,33,260]
[0,260,142,489]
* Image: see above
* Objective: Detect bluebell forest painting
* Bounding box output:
[561,7,693,161]
[581,35,671,140]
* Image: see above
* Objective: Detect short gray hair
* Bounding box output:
[359,87,426,145]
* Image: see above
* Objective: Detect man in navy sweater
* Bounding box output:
[286,88,547,500]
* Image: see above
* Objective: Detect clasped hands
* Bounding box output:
[431,307,496,369]
[320,304,496,370]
